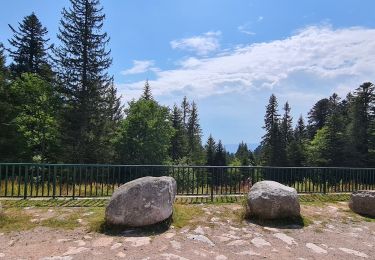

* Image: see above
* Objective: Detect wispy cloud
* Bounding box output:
[237,23,256,35]
[121,60,156,75]
[118,26,375,106]
[170,31,221,56]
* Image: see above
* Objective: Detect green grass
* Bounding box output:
[0,209,37,232]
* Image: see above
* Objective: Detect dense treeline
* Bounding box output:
[258,83,375,167]
[0,0,246,166]
[1,0,373,167]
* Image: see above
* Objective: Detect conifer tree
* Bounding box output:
[205,134,216,166]
[261,94,283,166]
[287,116,307,166]
[280,102,293,165]
[235,141,254,166]
[7,13,52,78]
[170,104,187,161]
[307,98,330,138]
[187,101,204,164]
[181,96,190,127]
[141,80,152,100]
[214,140,226,166]
[54,0,121,163]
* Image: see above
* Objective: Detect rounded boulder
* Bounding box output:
[247,180,300,219]
[349,190,375,217]
[105,176,177,227]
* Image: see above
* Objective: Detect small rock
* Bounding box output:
[236,251,260,256]
[57,239,71,243]
[263,227,279,232]
[83,235,92,240]
[251,237,271,248]
[73,240,86,246]
[339,248,368,258]
[194,226,205,235]
[187,234,215,246]
[306,243,327,254]
[273,233,297,245]
[110,243,122,250]
[160,253,189,260]
[92,237,113,247]
[215,255,227,260]
[0,253,5,258]
[124,237,151,247]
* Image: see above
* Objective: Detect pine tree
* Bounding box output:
[280,102,293,165]
[205,134,216,166]
[7,13,52,78]
[170,104,187,161]
[235,141,254,166]
[346,82,374,166]
[54,0,121,163]
[307,98,330,138]
[214,140,226,166]
[187,101,204,164]
[181,96,190,127]
[141,80,152,100]
[261,94,283,166]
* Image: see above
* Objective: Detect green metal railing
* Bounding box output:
[0,164,374,199]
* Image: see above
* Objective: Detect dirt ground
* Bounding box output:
[0,202,374,260]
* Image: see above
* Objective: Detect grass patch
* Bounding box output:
[172,204,204,228]
[0,209,36,232]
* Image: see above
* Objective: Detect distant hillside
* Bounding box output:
[224,143,260,153]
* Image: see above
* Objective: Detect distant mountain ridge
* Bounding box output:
[224,143,260,153]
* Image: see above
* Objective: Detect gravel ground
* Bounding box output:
[0,202,374,260]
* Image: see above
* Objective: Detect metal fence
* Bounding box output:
[0,163,374,199]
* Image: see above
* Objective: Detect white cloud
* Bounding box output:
[121,60,155,75]
[238,23,256,35]
[170,31,221,56]
[118,25,375,107]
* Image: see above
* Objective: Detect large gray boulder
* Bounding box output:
[349,190,375,217]
[247,181,300,219]
[105,176,177,227]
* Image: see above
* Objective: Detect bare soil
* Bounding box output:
[0,202,374,260]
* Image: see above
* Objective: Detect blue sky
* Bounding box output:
[1,0,375,148]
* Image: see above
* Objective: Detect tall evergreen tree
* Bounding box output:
[287,116,307,166]
[307,98,330,138]
[280,102,293,165]
[141,80,152,100]
[187,101,204,164]
[181,96,190,127]
[54,0,121,163]
[261,94,283,166]
[170,104,187,161]
[346,82,374,166]
[7,13,52,78]
[214,140,226,166]
[235,141,255,166]
[205,134,216,166]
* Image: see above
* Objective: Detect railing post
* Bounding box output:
[210,168,214,202]
[323,168,327,194]
[23,166,28,199]
[53,166,56,199]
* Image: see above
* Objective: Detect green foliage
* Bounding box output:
[170,104,188,161]
[9,74,60,162]
[116,98,174,165]
[205,134,216,166]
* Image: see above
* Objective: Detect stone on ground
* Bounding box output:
[247,181,300,219]
[349,190,375,217]
[105,176,177,227]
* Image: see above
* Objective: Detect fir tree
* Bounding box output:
[7,13,52,78]
[187,101,204,164]
[170,104,187,161]
[54,0,121,163]
[141,80,152,100]
[205,134,216,166]
[307,98,330,138]
[214,140,226,166]
[280,102,293,165]
[181,96,190,127]
[261,94,283,166]
[235,141,254,166]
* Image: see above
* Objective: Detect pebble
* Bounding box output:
[187,234,215,246]
[0,253,4,258]
[83,235,92,240]
[92,237,114,247]
[339,248,368,258]
[194,226,205,235]
[57,239,71,243]
[236,250,260,256]
[110,243,122,250]
[273,233,297,245]
[305,243,327,254]
[124,237,151,247]
[215,255,227,260]
[251,237,271,247]
[73,240,86,246]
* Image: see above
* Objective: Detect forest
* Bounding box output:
[0,0,374,167]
